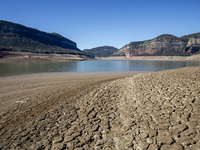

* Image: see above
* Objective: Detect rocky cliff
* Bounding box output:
[0,20,88,56]
[83,46,118,58]
[113,33,200,57]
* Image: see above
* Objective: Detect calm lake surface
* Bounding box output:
[0,60,200,76]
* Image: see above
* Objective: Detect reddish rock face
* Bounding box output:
[113,33,200,57]
[124,47,183,57]
[186,45,200,53]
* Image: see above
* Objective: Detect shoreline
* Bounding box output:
[1,51,200,63]
[0,51,94,63]
[96,54,200,62]
[0,71,149,109]
[0,70,149,79]
[0,70,150,78]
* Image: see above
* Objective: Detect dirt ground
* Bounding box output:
[96,54,200,62]
[0,67,200,149]
[0,51,92,62]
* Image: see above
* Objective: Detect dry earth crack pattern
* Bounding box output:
[0,67,200,149]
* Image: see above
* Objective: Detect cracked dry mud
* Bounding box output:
[1,67,200,149]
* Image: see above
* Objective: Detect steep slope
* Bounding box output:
[83,46,118,58]
[180,33,200,54]
[113,33,200,57]
[0,20,87,56]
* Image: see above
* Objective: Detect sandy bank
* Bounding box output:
[0,51,93,62]
[0,71,146,109]
[0,67,200,149]
[96,54,200,62]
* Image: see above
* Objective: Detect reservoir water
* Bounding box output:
[0,60,200,76]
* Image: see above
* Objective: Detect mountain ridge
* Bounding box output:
[83,46,118,58]
[0,20,88,56]
[113,33,200,57]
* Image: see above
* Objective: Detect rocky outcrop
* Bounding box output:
[0,20,89,57]
[183,37,200,53]
[113,33,200,57]
[187,37,200,45]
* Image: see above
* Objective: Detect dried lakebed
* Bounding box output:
[0,67,200,149]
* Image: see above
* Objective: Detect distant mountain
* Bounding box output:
[0,20,88,56]
[83,46,118,58]
[112,33,200,57]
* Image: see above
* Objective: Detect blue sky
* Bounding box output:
[0,0,200,50]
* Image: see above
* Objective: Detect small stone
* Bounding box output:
[169,143,183,150]
[140,132,148,139]
[146,129,157,138]
[102,134,107,139]
[72,131,81,138]
[148,144,158,150]
[64,136,73,142]
[51,143,63,150]
[176,136,195,147]
[74,148,84,150]
[156,122,170,130]
[53,136,63,144]
[55,122,59,127]
[146,138,153,144]
[134,141,149,149]
[157,135,174,146]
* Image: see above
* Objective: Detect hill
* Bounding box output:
[0,20,88,57]
[83,46,118,58]
[112,33,200,57]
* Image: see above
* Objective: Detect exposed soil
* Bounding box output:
[0,51,92,62]
[97,54,200,62]
[0,67,200,149]
[0,51,20,59]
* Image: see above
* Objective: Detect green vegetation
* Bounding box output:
[128,41,145,49]
[0,20,89,56]
[180,32,200,41]
[154,34,179,40]
[83,46,118,57]
[111,53,126,57]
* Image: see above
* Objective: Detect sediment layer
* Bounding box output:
[96,54,200,61]
[0,67,200,149]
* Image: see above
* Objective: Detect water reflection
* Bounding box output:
[0,60,200,76]
[121,60,200,72]
[0,61,78,76]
